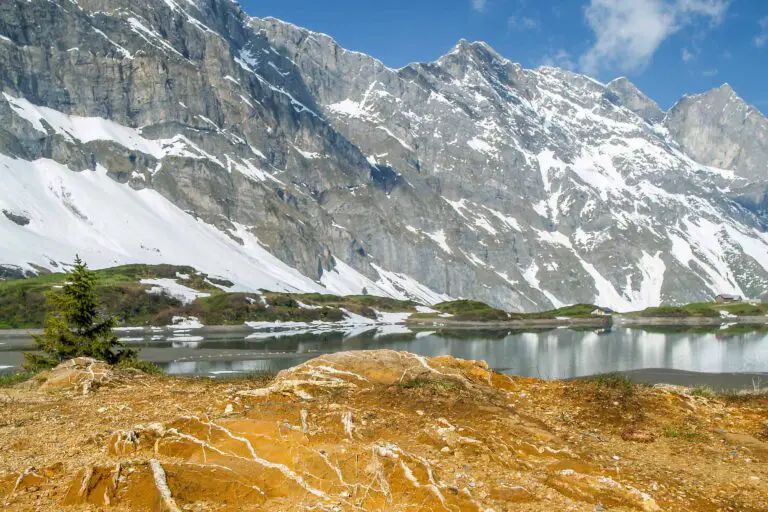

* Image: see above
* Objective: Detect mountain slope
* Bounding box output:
[255,19,768,309]
[2,0,768,311]
[0,0,450,304]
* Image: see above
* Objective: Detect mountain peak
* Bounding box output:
[606,76,631,88]
[717,82,735,94]
[676,82,749,109]
[444,38,508,64]
[605,76,664,124]
[453,38,470,49]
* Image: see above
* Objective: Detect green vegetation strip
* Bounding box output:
[0,264,421,328]
[2,264,613,329]
[631,301,768,318]
[412,300,608,322]
[0,372,34,387]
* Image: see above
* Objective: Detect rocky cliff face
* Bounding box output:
[666,84,768,181]
[2,0,768,311]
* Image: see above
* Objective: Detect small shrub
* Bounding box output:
[585,373,635,397]
[690,386,715,398]
[401,377,460,391]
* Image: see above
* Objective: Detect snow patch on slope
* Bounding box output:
[425,230,453,255]
[0,155,329,293]
[319,257,450,306]
[625,252,666,310]
[3,93,164,157]
[521,261,565,308]
[141,278,211,304]
[320,258,391,297]
[371,263,452,305]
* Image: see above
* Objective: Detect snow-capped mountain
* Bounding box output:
[1,0,768,311]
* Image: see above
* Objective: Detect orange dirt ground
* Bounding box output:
[1,351,766,511]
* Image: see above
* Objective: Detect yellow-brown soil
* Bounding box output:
[1,351,766,511]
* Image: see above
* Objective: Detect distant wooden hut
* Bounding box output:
[715,294,742,304]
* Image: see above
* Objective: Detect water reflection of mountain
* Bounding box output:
[2,327,767,382]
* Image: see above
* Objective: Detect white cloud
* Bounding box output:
[702,68,719,76]
[471,0,487,12]
[580,0,730,75]
[541,49,576,71]
[756,17,768,48]
[681,47,694,61]
[508,16,539,30]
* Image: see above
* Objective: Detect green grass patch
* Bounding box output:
[663,422,704,441]
[419,301,609,323]
[0,371,34,387]
[190,293,347,325]
[117,359,165,375]
[634,304,719,318]
[264,292,417,319]
[432,300,510,321]
[631,301,768,318]
[511,303,607,320]
[718,303,768,315]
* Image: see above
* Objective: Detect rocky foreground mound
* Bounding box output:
[1,351,767,511]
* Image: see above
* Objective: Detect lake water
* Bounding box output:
[2,326,767,389]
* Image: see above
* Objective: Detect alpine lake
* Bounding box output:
[2,323,767,390]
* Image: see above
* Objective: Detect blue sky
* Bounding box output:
[242,0,768,114]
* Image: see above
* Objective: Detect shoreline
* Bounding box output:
[405,316,611,329]
[608,368,768,391]
[616,315,768,326]
[5,313,768,335]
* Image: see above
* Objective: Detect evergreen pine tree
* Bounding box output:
[24,255,135,370]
